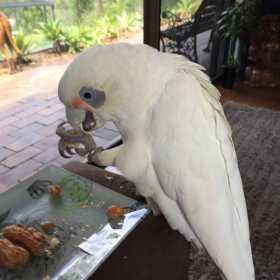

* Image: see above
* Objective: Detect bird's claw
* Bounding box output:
[56,121,97,159]
[27,180,52,199]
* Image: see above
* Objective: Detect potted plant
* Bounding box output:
[222,46,237,89]
[217,0,262,89]
[217,4,242,88]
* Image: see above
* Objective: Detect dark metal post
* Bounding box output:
[143,0,161,50]
[51,4,55,20]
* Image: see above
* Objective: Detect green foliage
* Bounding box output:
[14,29,33,57]
[117,11,139,32]
[37,19,66,53]
[37,19,65,42]
[63,26,94,53]
[162,0,201,26]
[95,15,119,39]
[59,175,95,204]
[175,0,202,18]
[14,29,33,64]
[216,0,263,66]
[217,6,241,66]
[37,13,121,54]
[91,0,141,39]
[4,0,144,54]
[66,0,95,24]
[3,6,49,33]
[217,0,262,41]
[104,0,133,16]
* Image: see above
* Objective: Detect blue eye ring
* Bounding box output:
[79,87,106,108]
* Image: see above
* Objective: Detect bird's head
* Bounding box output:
[58,43,163,133]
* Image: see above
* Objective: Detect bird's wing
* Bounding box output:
[149,69,254,279]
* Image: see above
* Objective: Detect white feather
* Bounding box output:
[149,70,254,280]
[58,43,255,280]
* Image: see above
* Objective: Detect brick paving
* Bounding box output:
[0,33,144,192]
[0,56,120,191]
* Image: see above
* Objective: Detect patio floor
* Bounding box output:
[0,31,144,192]
[0,56,120,192]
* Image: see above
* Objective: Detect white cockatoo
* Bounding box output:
[58,43,255,280]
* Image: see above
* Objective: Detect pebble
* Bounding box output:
[49,237,60,249]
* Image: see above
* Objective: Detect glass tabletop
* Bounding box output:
[0,165,149,280]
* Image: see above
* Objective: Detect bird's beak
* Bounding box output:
[66,95,95,131]
[56,95,98,159]
[65,107,97,133]
[65,108,86,129]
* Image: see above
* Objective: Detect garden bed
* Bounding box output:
[0,52,75,76]
[0,29,142,76]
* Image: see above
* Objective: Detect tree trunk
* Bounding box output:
[58,0,68,10]
[76,0,81,24]
[96,0,103,16]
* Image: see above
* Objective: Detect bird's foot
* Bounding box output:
[88,147,106,167]
[89,145,123,167]
[146,198,161,216]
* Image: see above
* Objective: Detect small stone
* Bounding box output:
[49,237,60,249]
[41,222,55,234]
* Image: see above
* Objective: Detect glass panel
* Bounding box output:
[0,165,149,280]
[160,0,219,73]
[0,0,144,59]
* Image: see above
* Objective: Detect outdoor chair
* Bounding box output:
[160,0,220,62]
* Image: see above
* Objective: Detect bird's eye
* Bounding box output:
[83,92,92,99]
[79,87,106,108]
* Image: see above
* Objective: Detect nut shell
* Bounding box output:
[106,205,125,220]
[0,238,30,269]
[41,222,55,234]
[48,185,61,198]
[3,224,47,256]
[49,237,60,250]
